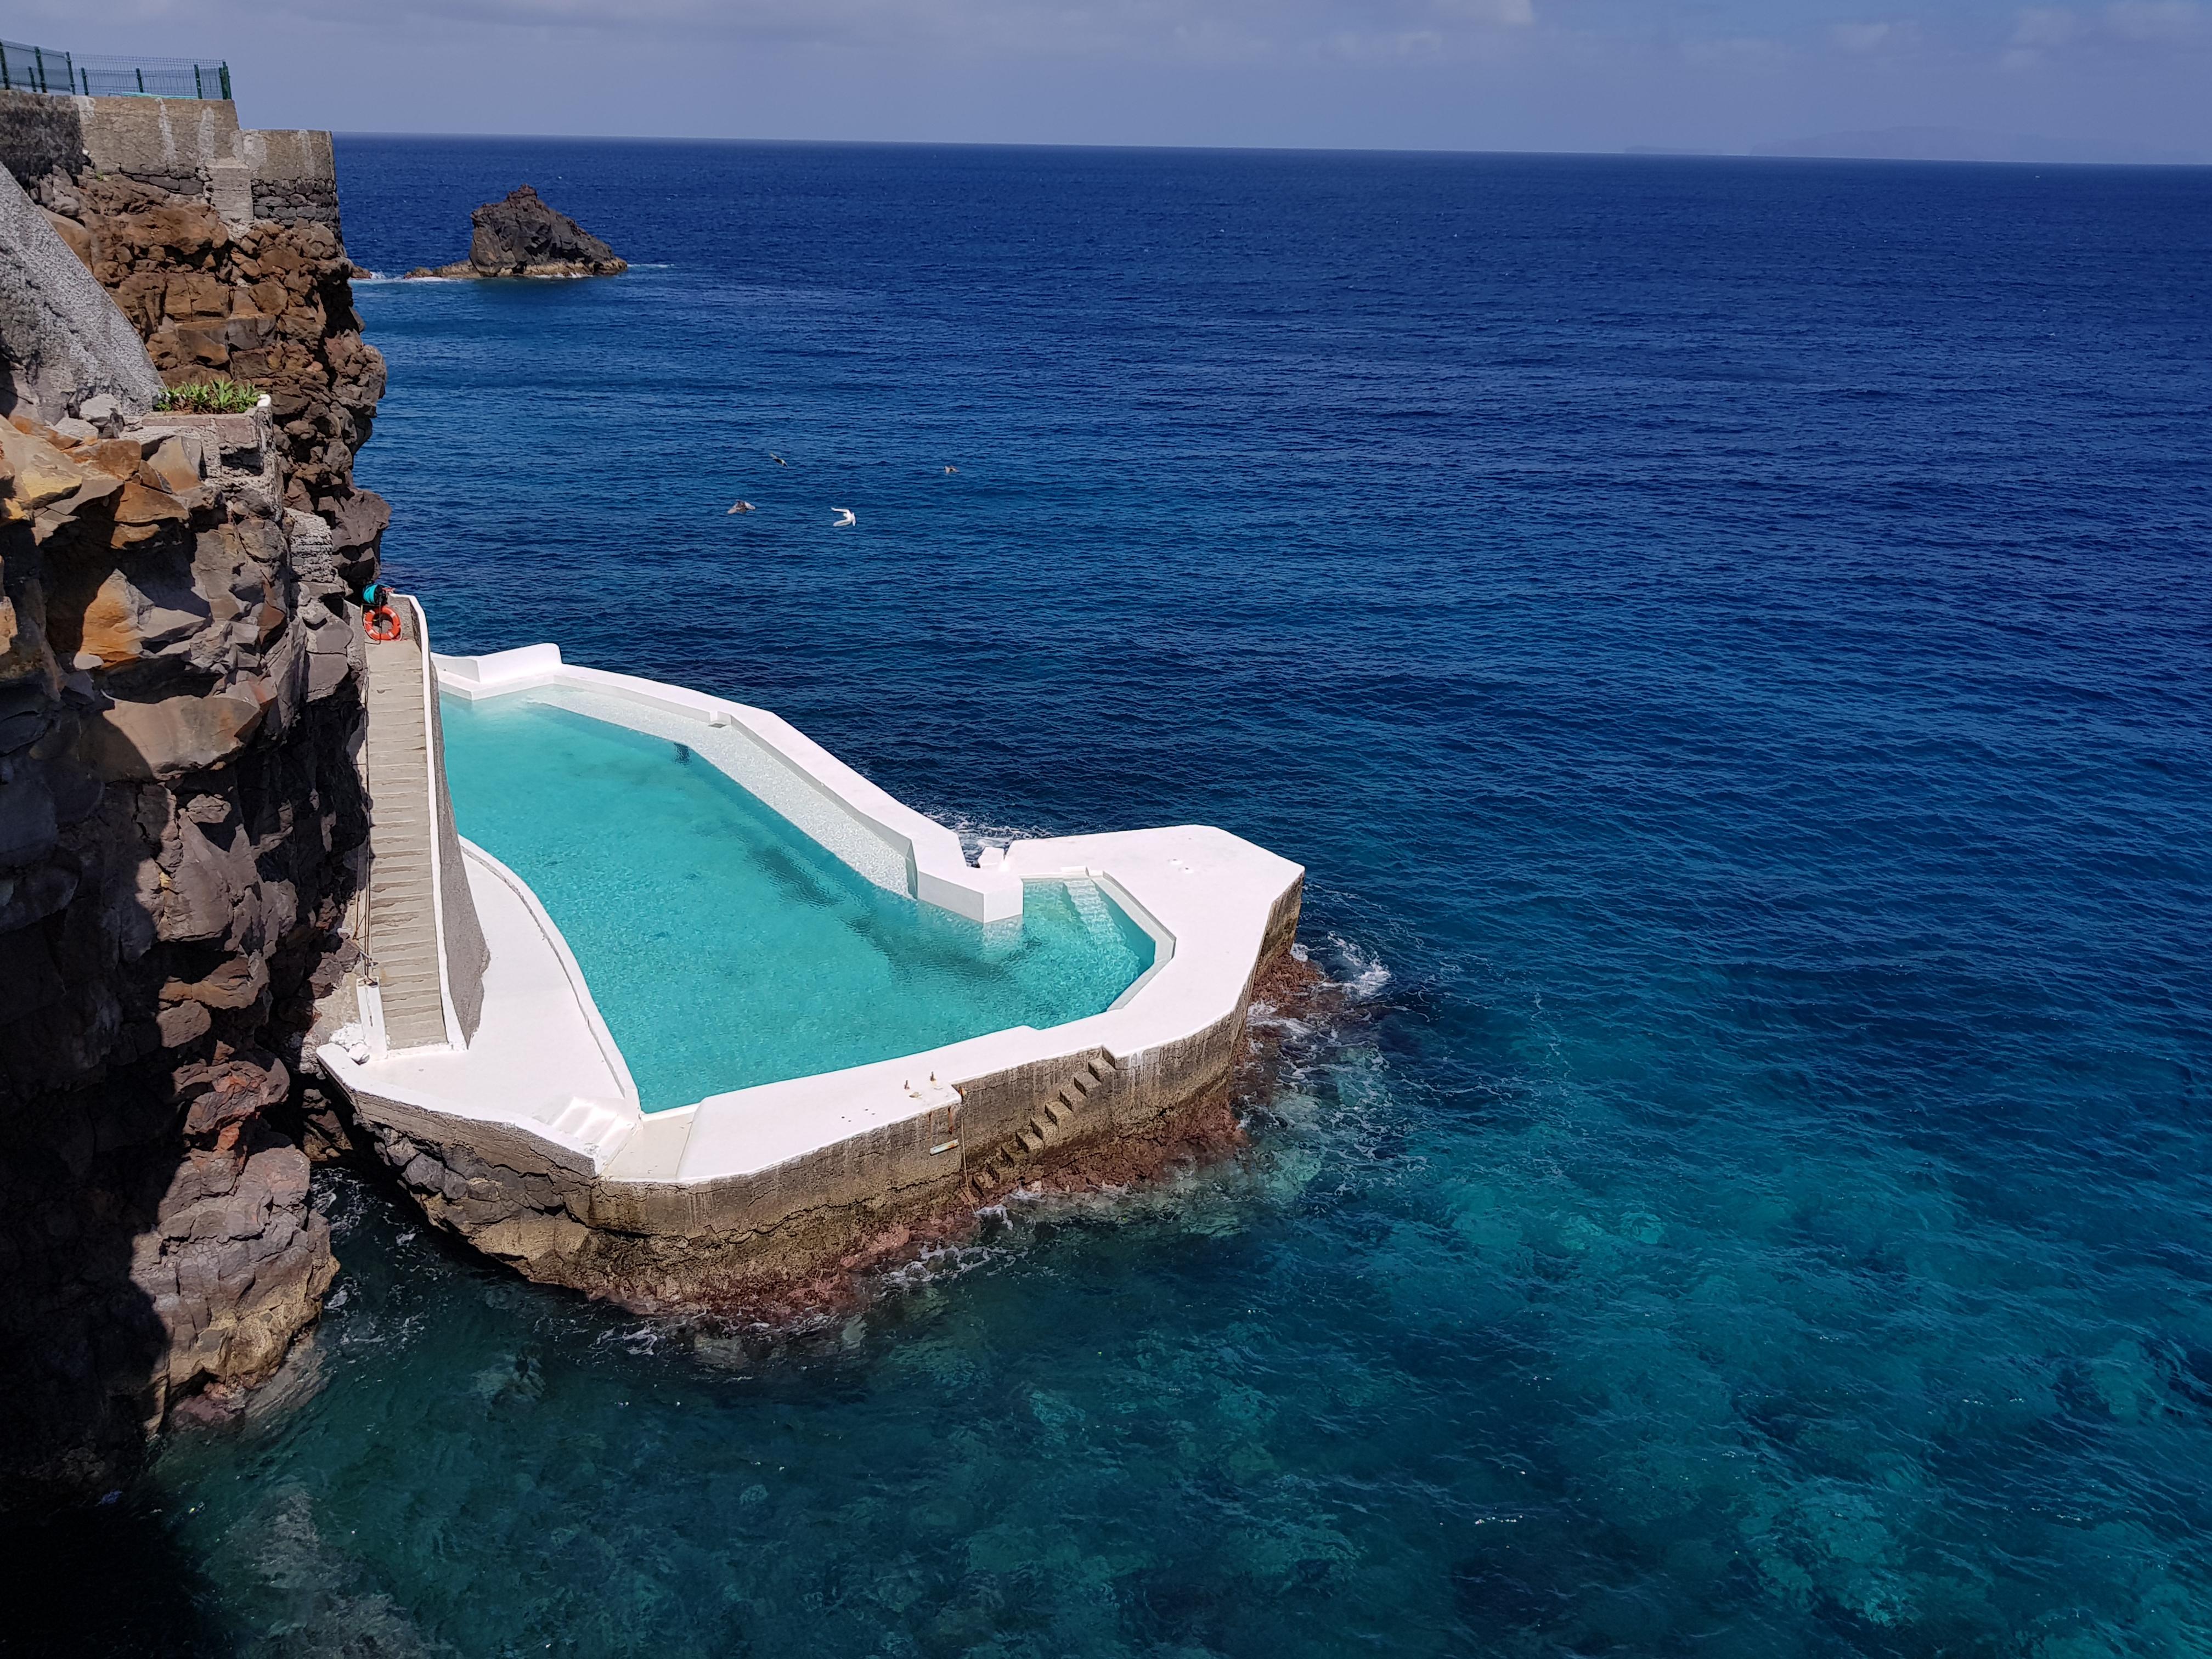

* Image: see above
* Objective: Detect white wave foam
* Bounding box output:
[929,809,1058,865]
[1325,933,1392,1000]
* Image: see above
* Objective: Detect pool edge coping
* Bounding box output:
[320,638,1304,1216]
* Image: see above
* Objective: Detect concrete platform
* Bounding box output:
[319,641,1303,1303]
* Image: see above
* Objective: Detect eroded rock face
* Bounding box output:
[404,185,628,280]
[0,118,387,1508]
[32,172,388,577]
[0,405,366,1504]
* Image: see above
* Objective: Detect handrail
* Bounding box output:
[402,593,464,1051]
[0,40,230,99]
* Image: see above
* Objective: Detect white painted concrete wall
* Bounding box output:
[325,640,1304,1197]
[436,645,1022,923]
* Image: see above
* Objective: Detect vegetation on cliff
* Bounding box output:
[154,377,262,414]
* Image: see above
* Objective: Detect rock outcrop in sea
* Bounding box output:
[0,89,383,1504]
[405,185,627,280]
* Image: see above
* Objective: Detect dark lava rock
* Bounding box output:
[405,184,628,280]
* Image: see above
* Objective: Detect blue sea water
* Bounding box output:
[437,692,1153,1108]
[85,142,2212,1656]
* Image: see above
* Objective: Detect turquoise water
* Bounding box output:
[32,142,2212,1657]
[438,693,1154,1109]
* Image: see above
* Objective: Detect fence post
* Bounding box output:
[194,64,203,98]
[136,67,145,94]
[219,63,231,100]
[1,44,11,92]
[33,46,46,92]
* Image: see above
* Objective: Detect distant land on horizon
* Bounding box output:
[332,126,2205,170]
[1745,125,2204,166]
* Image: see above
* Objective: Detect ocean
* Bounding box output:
[43,139,2212,1656]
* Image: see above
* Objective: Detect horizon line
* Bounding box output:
[323,131,2212,170]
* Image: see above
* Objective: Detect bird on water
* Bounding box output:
[944,465,958,474]
[832,507,857,527]
[726,500,754,514]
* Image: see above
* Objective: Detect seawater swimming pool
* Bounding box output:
[438,693,1156,1111]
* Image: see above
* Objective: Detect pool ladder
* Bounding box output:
[971,1052,1119,1195]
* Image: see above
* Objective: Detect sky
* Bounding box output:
[26,0,2212,159]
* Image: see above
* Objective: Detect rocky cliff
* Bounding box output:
[36,176,389,568]
[0,99,381,1504]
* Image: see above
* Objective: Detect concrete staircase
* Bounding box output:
[532,1096,633,1163]
[971,1052,1118,1195]
[362,602,450,1050]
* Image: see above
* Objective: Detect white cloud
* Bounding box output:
[2004,0,2207,63]
[2104,0,2204,40]
[1829,19,1920,53]
[1831,21,1894,51]
[176,0,1536,58]
[1437,0,1534,25]
[1679,34,1793,70]
[2011,6,2080,46]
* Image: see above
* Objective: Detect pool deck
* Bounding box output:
[318,639,1303,1304]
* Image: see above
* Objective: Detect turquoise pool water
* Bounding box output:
[438,693,1154,1110]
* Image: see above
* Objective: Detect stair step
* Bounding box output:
[1043,1098,1074,1126]
[549,1099,623,1144]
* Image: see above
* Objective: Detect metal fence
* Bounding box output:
[0,40,230,99]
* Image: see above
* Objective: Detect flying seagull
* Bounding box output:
[770,453,787,465]
[831,507,856,527]
[943,465,958,475]
[726,500,754,514]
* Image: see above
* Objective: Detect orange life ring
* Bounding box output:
[363,605,402,642]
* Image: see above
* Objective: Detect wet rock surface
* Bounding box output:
[365,938,1319,1330]
[405,184,628,280]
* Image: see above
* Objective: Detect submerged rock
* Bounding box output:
[405,185,628,280]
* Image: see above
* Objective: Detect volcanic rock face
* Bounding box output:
[33,172,390,560]
[405,185,628,280]
[0,405,367,1499]
[0,149,385,1505]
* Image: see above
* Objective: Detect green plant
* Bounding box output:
[153,378,263,414]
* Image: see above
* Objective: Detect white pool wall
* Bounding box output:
[323,636,1305,1299]
[436,645,1022,922]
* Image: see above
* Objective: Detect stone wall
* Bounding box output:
[0,92,83,192]
[346,876,1301,1319]
[238,129,340,230]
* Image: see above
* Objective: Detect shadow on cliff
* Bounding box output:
[0,674,369,1502]
[0,1497,224,1657]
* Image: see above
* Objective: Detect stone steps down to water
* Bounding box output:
[973,1052,1119,1196]
[533,1097,632,1159]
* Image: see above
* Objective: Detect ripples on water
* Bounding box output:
[70,142,2212,1656]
